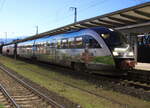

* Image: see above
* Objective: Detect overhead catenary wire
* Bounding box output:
[53,0,149,25]
[53,0,111,24]
[35,0,112,34]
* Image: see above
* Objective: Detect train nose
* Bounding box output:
[120,60,136,70]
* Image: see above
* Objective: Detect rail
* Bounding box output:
[0,84,20,108]
[0,65,65,108]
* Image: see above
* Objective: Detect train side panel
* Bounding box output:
[17,40,34,58]
[2,44,15,56]
[33,29,116,72]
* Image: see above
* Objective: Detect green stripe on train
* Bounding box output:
[92,56,115,65]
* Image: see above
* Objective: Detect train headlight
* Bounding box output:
[128,52,134,56]
[114,45,129,52]
[113,51,119,56]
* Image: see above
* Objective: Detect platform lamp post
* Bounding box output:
[70,7,77,23]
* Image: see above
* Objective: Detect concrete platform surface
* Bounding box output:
[135,62,150,71]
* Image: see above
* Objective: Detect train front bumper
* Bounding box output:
[120,59,136,70]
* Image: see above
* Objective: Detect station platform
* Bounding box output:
[135,62,150,71]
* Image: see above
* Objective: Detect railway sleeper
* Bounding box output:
[15,99,42,104]
[14,96,40,101]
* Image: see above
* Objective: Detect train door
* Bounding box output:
[83,35,115,66]
[52,39,56,63]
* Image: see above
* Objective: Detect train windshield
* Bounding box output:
[92,28,128,49]
[101,31,128,49]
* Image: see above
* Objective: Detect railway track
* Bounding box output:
[120,69,150,92]
[0,59,149,108]
[121,80,150,91]
[0,84,18,108]
[16,59,150,98]
[41,59,150,85]
[127,70,150,84]
[0,65,64,108]
[0,62,133,108]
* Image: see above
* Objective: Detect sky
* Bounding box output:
[0,0,150,39]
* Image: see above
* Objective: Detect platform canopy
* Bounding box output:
[15,2,150,43]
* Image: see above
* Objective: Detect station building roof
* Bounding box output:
[14,2,150,43]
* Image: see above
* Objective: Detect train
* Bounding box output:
[2,27,135,75]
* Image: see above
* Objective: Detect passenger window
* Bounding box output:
[47,42,50,47]
[68,37,75,48]
[41,42,44,47]
[84,35,101,48]
[52,40,57,48]
[49,40,55,48]
[57,40,61,48]
[75,37,83,48]
[43,42,46,45]
[61,38,68,48]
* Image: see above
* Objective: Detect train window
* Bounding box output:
[89,36,101,48]
[43,42,47,47]
[75,37,83,48]
[68,37,75,48]
[84,35,101,48]
[57,40,61,48]
[50,41,54,48]
[61,38,68,49]
[51,42,55,48]
[52,40,57,48]
[49,39,57,48]
[37,43,41,47]
[46,42,50,46]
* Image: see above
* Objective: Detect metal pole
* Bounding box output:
[74,7,77,23]
[70,7,77,23]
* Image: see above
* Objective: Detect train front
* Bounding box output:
[102,29,135,70]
